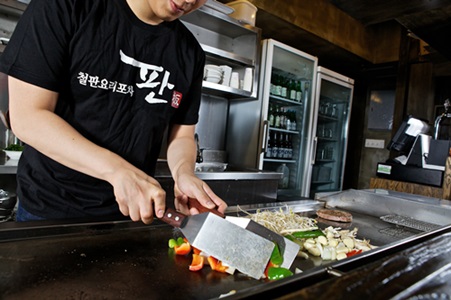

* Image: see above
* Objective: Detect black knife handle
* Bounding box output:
[160,208,187,228]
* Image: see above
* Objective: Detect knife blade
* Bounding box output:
[187,198,300,269]
[161,208,274,280]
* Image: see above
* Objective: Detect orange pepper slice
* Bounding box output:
[174,242,191,255]
[207,256,228,273]
[192,247,202,255]
[189,254,204,271]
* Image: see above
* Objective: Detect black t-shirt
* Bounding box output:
[0,0,205,219]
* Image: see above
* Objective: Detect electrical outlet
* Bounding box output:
[365,139,385,149]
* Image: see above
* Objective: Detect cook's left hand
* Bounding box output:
[174,173,227,215]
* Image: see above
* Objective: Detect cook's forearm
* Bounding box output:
[166,125,197,182]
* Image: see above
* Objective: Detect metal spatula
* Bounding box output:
[161,208,274,279]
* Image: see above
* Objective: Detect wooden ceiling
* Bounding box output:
[329,0,451,61]
[218,0,451,78]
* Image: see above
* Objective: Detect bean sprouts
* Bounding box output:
[239,207,318,234]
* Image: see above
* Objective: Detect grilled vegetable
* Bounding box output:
[267,267,293,280]
[286,229,325,240]
[189,254,205,271]
[269,243,283,266]
[168,237,192,255]
[207,256,229,273]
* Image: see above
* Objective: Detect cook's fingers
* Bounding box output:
[118,203,130,218]
[200,184,227,213]
[152,189,166,219]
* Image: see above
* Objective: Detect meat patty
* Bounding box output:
[316,209,353,223]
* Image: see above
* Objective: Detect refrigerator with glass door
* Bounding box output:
[307,66,354,198]
[257,39,318,198]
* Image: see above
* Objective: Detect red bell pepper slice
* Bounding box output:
[346,249,362,257]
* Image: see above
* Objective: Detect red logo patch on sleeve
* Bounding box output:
[171,91,183,108]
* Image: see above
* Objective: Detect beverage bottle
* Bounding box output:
[276,163,290,189]
[281,76,288,98]
[291,110,297,131]
[274,74,282,96]
[268,104,274,127]
[277,133,285,158]
[289,80,296,100]
[286,134,293,159]
[331,104,337,117]
[286,109,292,131]
[271,132,279,158]
[280,107,286,129]
[283,133,290,159]
[270,73,276,95]
[265,131,272,158]
[274,106,281,128]
[296,81,302,102]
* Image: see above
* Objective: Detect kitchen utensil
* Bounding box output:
[161,206,274,279]
[188,198,299,269]
[225,216,300,269]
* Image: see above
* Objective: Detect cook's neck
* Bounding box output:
[126,0,163,25]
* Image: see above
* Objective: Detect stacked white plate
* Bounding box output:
[204,65,223,84]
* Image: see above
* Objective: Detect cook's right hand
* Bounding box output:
[109,169,166,224]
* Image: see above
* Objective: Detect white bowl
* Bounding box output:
[205,76,221,83]
[206,70,222,77]
[205,64,222,72]
[4,150,22,160]
[204,68,222,77]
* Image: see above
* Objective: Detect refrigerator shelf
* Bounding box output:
[269,95,303,106]
[203,44,255,67]
[269,127,299,134]
[315,159,336,163]
[317,137,338,142]
[320,95,348,105]
[201,81,255,99]
[318,114,339,122]
[263,158,297,164]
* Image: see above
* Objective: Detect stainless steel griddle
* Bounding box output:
[1,189,451,299]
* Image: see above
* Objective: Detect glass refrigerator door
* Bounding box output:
[259,39,318,197]
[309,68,354,198]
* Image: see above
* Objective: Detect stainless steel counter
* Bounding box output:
[155,159,281,181]
[0,157,281,180]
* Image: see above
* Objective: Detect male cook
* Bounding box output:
[0,0,227,222]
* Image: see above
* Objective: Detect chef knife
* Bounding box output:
[161,207,274,280]
[188,198,300,269]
